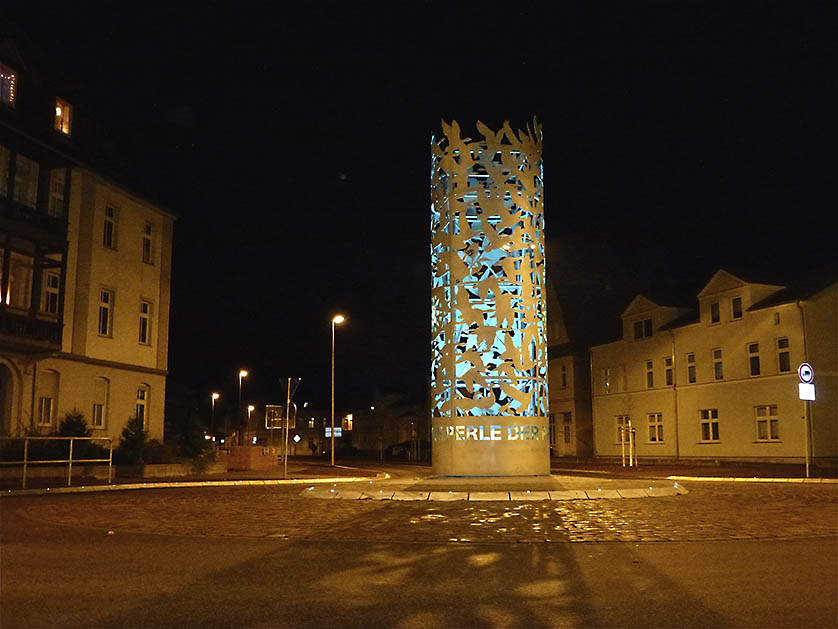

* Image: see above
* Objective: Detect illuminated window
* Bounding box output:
[54,98,72,135]
[0,62,16,106]
[13,154,39,208]
[43,271,60,314]
[748,343,760,376]
[699,409,719,442]
[664,356,673,386]
[686,353,696,383]
[48,169,66,217]
[713,349,723,380]
[755,405,779,441]
[308,418,315,429]
[731,297,743,320]
[103,206,117,248]
[342,414,353,431]
[777,338,790,373]
[710,302,720,324]
[98,289,113,336]
[139,300,152,345]
[648,413,663,442]
[142,224,153,264]
[645,360,654,388]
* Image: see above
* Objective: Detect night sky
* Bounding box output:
[3,3,835,415]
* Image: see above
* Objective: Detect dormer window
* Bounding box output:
[0,62,16,107]
[633,318,653,339]
[731,297,743,320]
[55,98,72,135]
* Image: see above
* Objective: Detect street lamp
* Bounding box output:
[238,370,248,446]
[247,405,255,444]
[210,392,220,438]
[331,314,345,467]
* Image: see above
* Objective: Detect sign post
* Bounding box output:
[797,363,815,478]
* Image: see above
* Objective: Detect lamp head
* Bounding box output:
[211,392,220,400]
[239,370,248,378]
[332,314,345,324]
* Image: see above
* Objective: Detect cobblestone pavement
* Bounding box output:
[5,477,836,544]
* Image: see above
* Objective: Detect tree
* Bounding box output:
[116,416,148,464]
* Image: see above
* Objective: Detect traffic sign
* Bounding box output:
[798,363,814,384]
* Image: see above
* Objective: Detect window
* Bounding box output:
[13,154,39,208]
[139,300,152,345]
[645,360,654,388]
[103,206,117,248]
[777,338,790,373]
[648,413,663,442]
[342,414,353,431]
[603,368,611,394]
[43,271,60,314]
[713,349,723,380]
[48,169,66,217]
[549,412,556,447]
[136,387,149,430]
[0,145,9,196]
[634,318,653,339]
[700,409,720,442]
[710,302,720,324]
[755,405,780,441]
[0,62,16,106]
[560,365,567,388]
[686,353,696,383]
[731,297,743,320]
[616,415,630,443]
[92,377,110,430]
[54,98,72,135]
[98,289,113,336]
[562,412,572,444]
[748,343,760,376]
[142,224,153,264]
[308,418,315,429]
[37,397,53,426]
[664,356,673,386]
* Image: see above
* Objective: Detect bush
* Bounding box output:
[58,409,91,438]
[115,416,148,465]
[143,439,177,464]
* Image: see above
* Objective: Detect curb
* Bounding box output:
[1,474,386,497]
[667,475,838,484]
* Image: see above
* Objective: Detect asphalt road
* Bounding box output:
[1,475,836,628]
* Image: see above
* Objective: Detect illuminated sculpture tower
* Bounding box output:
[430,119,549,476]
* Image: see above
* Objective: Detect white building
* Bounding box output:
[590,269,837,464]
[1,43,173,443]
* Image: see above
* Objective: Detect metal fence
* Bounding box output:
[0,437,113,489]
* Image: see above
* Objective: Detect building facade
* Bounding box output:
[1,43,173,443]
[590,270,837,463]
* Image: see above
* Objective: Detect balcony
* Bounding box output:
[0,308,61,352]
[0,196,67,250]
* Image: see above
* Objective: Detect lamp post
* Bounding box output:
[210,392,220,439]
[331,314,345,467]
[238,370,248,446]
[247,405,255,444]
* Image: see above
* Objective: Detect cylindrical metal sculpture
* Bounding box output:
[430,118,549,476]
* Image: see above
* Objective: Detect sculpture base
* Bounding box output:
[431,416,550,476]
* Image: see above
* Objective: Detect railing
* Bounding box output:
[0,310,62,345]
[0,437,113,489]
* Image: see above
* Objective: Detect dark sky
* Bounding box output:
[4,3,835,413]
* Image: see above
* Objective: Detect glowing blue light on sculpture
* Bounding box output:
[430,119,549,476]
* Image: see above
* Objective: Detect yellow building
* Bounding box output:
[1,43,173,443]
[590,269,837,464]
